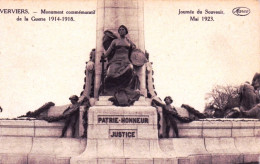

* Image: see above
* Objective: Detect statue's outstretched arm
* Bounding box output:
[152,98,165,108]
[62,106,71,114]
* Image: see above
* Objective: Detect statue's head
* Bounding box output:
[164,96,173,105]
[90,48,95,62]
[69,95,79,104]
[252,73,260,90]
[118,25,128,35]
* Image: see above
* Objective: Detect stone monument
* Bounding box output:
[0,0,259,164]
[71,1,168,163]
[71,1,260,163]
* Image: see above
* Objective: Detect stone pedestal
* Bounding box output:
[70,98,173,164]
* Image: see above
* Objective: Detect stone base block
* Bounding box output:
[172,138,209,156]
[211,154,243,164]
[29,155,72,164]
[0,154,28,164]
[242,153,260,163]
[153,158,177,164]
[124,139,151,158]
[235,136,260,163]
[255,121,260,136]
[234,137,260,154]
[232,121,255,137]
[98,158,125,164]
[205,138,240,154]
[87,105,158,142]
[178,121,203,138]
[188,155,212,164]
[177,158,190,164]
[0,120,34,136]
[72,158,177,164]
[55,157,71,164]
[28,154,55,164]
[202,120,232,137]
[97,139,124,158]
[29,138,86,156]
[125,159,153,164]
[34,121,64,137]
[71,138,170,164]
[71,158,97,164]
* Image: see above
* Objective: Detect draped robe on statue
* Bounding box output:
[102,31,140,106]
[105,45,139,93]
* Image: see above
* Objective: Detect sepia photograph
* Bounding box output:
[0,0,259,163]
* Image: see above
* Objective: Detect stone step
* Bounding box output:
[134,100,151,106]
[95,100,151,106]
[95,101,113,106]
[98,96,146,101]
[98,96,112,101]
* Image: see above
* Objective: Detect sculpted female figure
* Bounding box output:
[102,25,140,105]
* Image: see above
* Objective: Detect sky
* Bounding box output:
[0,0,259,118]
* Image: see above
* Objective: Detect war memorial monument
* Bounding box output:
[0,0,259,164]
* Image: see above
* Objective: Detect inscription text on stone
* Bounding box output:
[109,129,137,138]
[97,115,149,124]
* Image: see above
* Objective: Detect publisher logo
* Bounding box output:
[232,7,250,16]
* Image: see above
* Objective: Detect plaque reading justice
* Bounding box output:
[109,129,137,138]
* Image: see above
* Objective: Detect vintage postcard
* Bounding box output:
[0,0,259,163]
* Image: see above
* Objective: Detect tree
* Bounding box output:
[205,85,240,113]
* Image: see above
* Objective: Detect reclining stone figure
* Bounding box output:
[225,73,260,119]
[18,102,55,119]
[238,73,260,119]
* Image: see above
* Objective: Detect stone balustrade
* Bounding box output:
[0,117,259,164]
